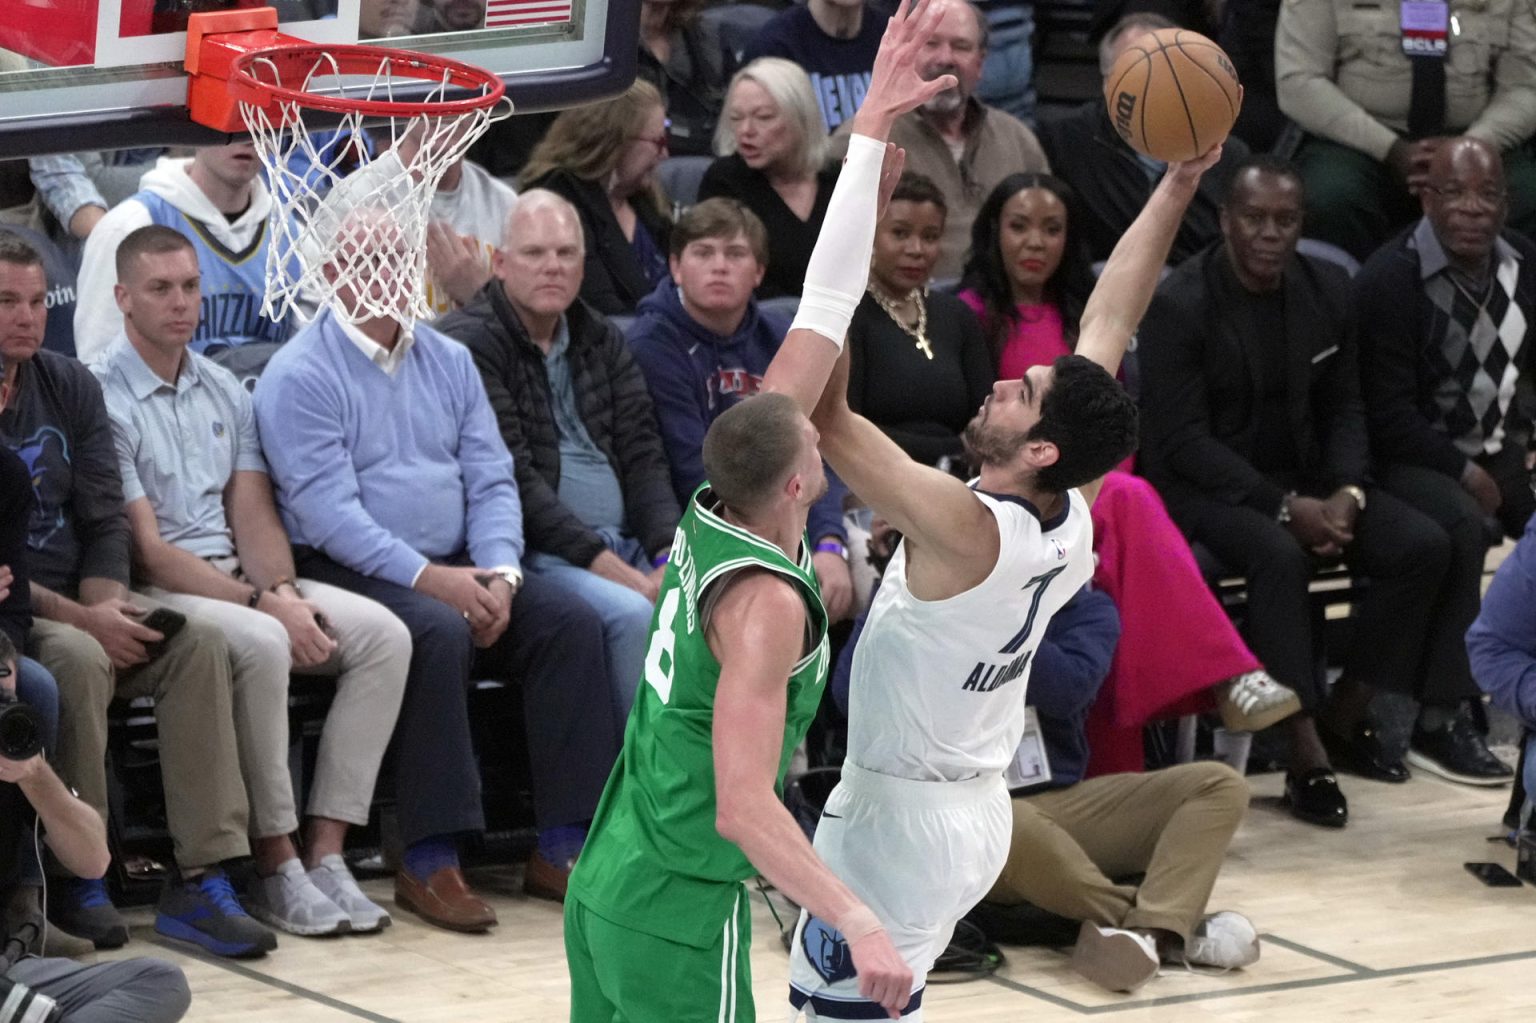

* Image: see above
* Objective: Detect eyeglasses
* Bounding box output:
[1421,184,1507,210]
[0,665,12,680]
[630,119,671,156]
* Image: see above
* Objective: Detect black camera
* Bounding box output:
[0,692,43,762]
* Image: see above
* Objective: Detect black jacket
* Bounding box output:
[522,169,672,316]
[438,281,681,568]
[1354,224,1536,481]
[1036,102,1247,266]
[1137,243,1370,519]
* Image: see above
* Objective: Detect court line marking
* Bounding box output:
[982,939,1536,1014]
[1257,933,1371,974]
[149,935,404,1023]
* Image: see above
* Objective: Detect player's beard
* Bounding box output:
[962,415,1031,468]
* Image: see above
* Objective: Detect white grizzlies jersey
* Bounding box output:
[846,488,1094,782]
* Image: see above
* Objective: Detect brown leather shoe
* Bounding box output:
[394,867,497,933]
[523,851,573,903]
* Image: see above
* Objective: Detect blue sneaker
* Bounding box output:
[155,869,277,958]
[48,877,129,949]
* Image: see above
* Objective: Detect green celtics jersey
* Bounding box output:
[568,484,830,949]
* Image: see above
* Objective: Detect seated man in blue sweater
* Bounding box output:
[834,564,1256,994]
[628,198,855,621]
[1468,511,1536,829]
[252,203,621,929]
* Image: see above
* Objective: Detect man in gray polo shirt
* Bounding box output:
[92,224,412,938]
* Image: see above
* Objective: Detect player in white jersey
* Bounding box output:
[758,3,1227,1016]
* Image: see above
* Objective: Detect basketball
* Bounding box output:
[1103,28,1241,163]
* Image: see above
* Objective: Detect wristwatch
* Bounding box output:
[1275,492,1295,525]
[1341,485,1367,511]
[487,565,523,589]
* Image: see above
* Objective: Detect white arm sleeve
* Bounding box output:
[789,133,886,350]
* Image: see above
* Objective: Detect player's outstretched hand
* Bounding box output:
[852,0,958,138]
[849,929,914,1019]
[875,142,908,221]
[1166,142,1225,190]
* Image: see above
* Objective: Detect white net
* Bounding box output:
[238,50,506,325]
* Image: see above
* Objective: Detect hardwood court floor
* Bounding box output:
[91,765,1533,1021]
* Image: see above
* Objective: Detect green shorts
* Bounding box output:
[565,885,753,1023]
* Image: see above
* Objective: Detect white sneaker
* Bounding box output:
[309,854,392,933]
[1175,911,1260,971]
[247,858,351,937]
[1219,671,1302,732]
[1070,921,1160,993]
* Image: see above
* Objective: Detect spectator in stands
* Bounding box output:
[389,123,519,318]
[973,0,1035,126]
[702,58,838,300]
[1139,158,1512,826]
[94,225,411,937]
[253,194,621,925]
[1037,13,1249,265]
[0,232,272,957]
[1277,0,1536,261]
[1358,137,1536,541]
[28,150,166,241]
[519,81,673,317]
[1354,138,1533,785]
[360,0,421,38]
[628,198,855,621]
[0,631,192,1023]
[958,173,1299,775]
[743,0,888,133]
[847,172,992,468]
[831,0,1048,280]
[987,588,1258,993]
[1467,510,1536,828]
[414,0,483,32]
[0,222,78,358]
[437,192,678,722]
[75,144,295,364]
[637,0,729,156]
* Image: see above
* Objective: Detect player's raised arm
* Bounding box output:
[1074,147,1225,379]
[761,0,955,413]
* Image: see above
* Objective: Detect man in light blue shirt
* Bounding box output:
[253,204,619,926]
[94,224,412,941]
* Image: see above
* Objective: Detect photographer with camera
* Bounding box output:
[0,629,191,1022]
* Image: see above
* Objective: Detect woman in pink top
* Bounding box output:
[958,173,1300,775]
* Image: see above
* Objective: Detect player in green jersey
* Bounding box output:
[565,391,913,1020]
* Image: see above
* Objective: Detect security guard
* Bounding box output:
[1276,0,1536,259]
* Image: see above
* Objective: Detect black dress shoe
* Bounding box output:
[1284,768,1349,828]
[1320,720,1410,783]
[1406,713,1514,787]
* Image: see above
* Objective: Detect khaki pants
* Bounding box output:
[987,763,1248,942]
[142,571,410,837]
[29,594,249,871]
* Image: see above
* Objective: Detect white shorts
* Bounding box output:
[787,761,1012,1021]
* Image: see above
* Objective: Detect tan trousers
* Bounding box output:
[141,574,410,837]
[29,594,250,870]
[986,763,1248,942]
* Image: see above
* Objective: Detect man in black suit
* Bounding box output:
[1138,156,1507,829]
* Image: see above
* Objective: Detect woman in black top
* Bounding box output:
[699,57,837,300]
[636,0,729,157]
[519,80,674,316]
[845,173,993,469]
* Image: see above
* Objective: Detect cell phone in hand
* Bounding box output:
[140,607,187,661]
[1465,861,1523,887]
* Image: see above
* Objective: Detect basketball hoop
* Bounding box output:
[186,8,511,325]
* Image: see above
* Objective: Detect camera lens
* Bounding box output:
[0,702,42,761]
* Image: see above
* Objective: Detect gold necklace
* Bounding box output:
[867,283,933,359]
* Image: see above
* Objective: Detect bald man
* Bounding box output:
[1354,135,1530,786]
[436,190,681,727]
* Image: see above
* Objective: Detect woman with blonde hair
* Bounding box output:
[698,57,836,299]
[519,79,673,315]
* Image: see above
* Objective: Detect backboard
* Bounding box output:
[0,0,639,155]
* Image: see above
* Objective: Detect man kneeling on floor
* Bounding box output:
[983,586,1258,993]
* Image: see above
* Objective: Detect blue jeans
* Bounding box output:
[524,530,655,728]
[14,657,59,886]
[977,4,1036,127]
